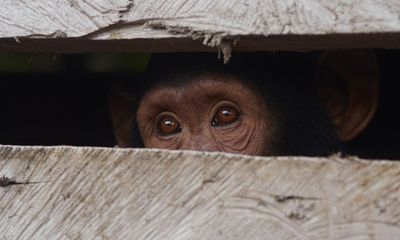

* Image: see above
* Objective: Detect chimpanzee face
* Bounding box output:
[110,52,380,157]
[136,73,276,155]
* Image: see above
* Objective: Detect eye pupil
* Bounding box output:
[164,119,174,126]
[157,117,181,135]
[212,107,239,126]
[221,109,231,116]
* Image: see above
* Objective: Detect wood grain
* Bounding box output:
[0,0,399,52]
[0,145,399,239]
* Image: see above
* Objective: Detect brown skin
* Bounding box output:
[136,73,276,155]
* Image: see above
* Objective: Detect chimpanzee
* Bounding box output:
[108,51,379,156]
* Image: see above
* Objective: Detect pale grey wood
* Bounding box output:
[2,0,400,39]
[0,145,399,239]
[0,0,400,53]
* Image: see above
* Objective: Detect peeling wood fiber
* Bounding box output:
[0,0,400,52]
[0,145,399,240]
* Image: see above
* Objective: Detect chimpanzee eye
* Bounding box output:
[156,116,182,136]
[212,107,240,127]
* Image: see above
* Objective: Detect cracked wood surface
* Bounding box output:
[0,0,400,52]
[0,145,399,240]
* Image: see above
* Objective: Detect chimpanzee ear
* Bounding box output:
[107,87,138,147]
[315,50,380,142]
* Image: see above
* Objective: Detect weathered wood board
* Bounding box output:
[0,145,399,239]
[0,0,400,52]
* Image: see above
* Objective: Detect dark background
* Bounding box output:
[0,75,115,147]
[0,50,399,159]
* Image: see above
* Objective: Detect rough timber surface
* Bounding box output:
[0,0,400,52]
[0,145,399,240]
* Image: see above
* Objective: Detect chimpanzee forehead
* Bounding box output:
[147,72,254,94]
[141,72,263,109]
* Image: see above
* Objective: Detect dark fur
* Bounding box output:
[130,53,344,156]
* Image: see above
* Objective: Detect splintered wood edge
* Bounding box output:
[1,34,400,53]
[0,145,399,240]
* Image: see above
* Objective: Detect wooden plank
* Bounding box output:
[0,145,399,239]
[0,0,400,52]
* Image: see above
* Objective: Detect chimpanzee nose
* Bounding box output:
[185,134,219,152]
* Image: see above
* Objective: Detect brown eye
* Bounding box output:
[157,116,182,135]
[212,107,239,127]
